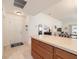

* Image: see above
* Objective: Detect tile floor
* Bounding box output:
[3,43,33,59]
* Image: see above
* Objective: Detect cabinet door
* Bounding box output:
[32,38,54,53]
[54,54,76,59]
[32,39,43,59]
[32,38,53,59]
[54,47,77,59]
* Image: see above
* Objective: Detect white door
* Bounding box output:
[4,14,24,45]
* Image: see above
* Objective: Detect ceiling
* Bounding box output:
[2,0,60,15]
[42,0,77,23]
[3,0,77,23]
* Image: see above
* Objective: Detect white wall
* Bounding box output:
[3,13,26,46]
[63,20,77,26]
[26,13,63,44]
[28,13,63,35]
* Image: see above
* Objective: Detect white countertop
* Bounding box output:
[32,35,77,55]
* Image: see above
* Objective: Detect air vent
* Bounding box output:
[14,0,27,9]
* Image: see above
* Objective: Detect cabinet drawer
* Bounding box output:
[32,38,54,53]
[55,47,77,59]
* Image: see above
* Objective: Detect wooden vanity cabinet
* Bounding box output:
[31,38,77,59]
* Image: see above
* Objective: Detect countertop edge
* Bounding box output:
[31,37,77,55]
